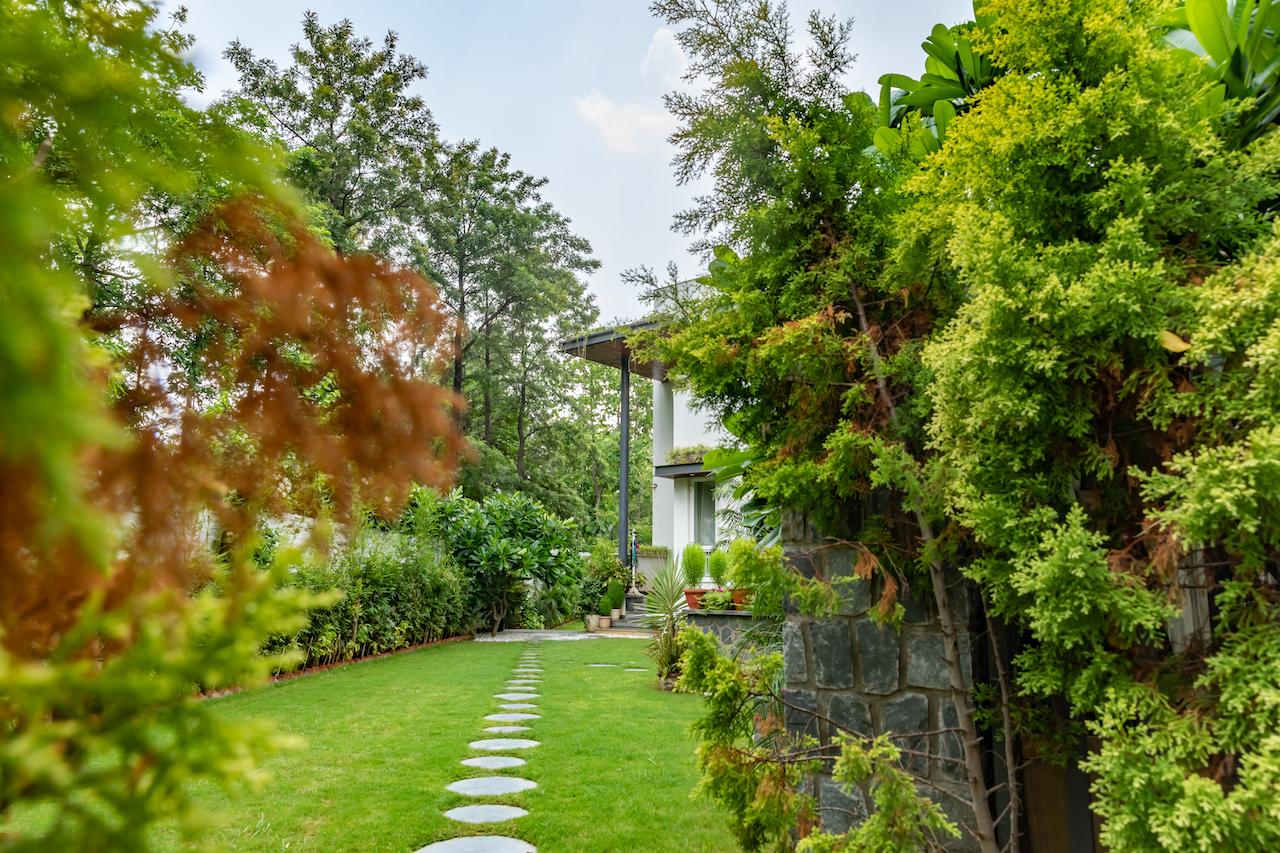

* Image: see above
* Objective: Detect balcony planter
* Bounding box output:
[683,588,709,610]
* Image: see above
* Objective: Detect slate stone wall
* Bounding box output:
[780,513,982,846]
[688,609,753,647]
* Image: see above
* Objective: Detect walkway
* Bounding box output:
[414,646,546,853]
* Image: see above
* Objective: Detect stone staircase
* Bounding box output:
[596,592,653,635]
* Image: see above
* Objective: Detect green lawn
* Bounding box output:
[152,638,732,852]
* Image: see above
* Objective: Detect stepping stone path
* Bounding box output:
[418,645,545,852]
[586,663,618,667]
[415,838,533,853]
[448,776,538,796]
[444,805,529,823]
[463,755,526,770]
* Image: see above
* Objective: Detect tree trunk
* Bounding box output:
[850,282,1001,853]
[482,334,493,445]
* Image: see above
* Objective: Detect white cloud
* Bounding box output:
[572,89,676,155]
[640,27,686,87]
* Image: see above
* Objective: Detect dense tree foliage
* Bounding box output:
[649,0,1280,850]
[224,14,650,541]
[0,2,460,848]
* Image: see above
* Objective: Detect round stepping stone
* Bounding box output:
[447,776,538,796]
[487,713,540,722]
[499,703,537,710]
[444,804,528,824]
[470,738,540,751]
[495,692,539,701]
[625,668,647,672]
[484,725,530,733]
[586,663,618,667]
[462,755,526,770]
[413,837,534,853]
[512,669,542,674]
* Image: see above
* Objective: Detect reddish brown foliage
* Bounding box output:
[0,199,461,659]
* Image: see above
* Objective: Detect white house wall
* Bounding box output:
[651,379,745,562]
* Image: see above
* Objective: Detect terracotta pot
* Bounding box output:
[732,588,751,607]
[586,614,600,631]
[684,588,709,610]
[610,608,622,621]
[598,615,612,629]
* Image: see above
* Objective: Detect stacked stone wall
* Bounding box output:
[780,514,982,846]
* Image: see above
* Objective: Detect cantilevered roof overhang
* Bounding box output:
[653,461,710,479]
[558,321,667,380]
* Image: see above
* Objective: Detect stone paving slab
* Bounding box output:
[484,725,531,733]
[414,836,535,853]
[461,755,526,770]
[444,804,528,824]
[486,713,540,722]
[498,703,537,710]
[494,692,539,701]
[469,738,540,751]
[585,663,618,667]
[447,776,538,796]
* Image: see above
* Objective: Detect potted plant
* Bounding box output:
[587,613,600,631]
[700,589,735,611]
[597,594,612,629]
[680,542,708,609]
[606,580,624,621]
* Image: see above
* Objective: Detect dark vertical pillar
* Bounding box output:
[619,351,631,566]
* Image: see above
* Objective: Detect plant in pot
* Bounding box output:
[606,580,625,621]
[708,549,730,587]
[701,589,735,612]
[597,594,613,629]
[680,542,708,609]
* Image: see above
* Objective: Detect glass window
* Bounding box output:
[693,479,716,546]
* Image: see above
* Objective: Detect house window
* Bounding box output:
[693,479,716,546]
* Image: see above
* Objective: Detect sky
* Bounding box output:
[167,0,972,323]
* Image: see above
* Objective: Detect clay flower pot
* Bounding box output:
[610,607,622,621]
[598,615,612,629]
[587,614,600,631]
[732,588,751,607]
[684,588,709,610]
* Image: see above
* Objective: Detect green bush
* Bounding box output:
[701,589,735,611]
[270,528,470,668]
[409,488,583,635]
[708,549,730,587]
[681,542,708,588]
[605,580,625,611]
[597,594,614,617]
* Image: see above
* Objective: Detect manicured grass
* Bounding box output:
[553,619,584,631]
[149,638,732,852]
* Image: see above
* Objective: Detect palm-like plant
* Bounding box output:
[642,559,689,681]
[1161,0,1280,145]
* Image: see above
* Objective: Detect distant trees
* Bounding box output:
[224,14,649,540]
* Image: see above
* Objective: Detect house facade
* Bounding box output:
[559,323,740,572]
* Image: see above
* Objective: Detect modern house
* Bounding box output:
[559,322,739,576]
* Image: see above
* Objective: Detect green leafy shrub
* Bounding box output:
[597,594,614,617]
[605,580,625,611]
[410,488,583,636]
[701,589,735,611]
[708,549,730,587]
[271,528,470,667]
[681,542,707,588]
